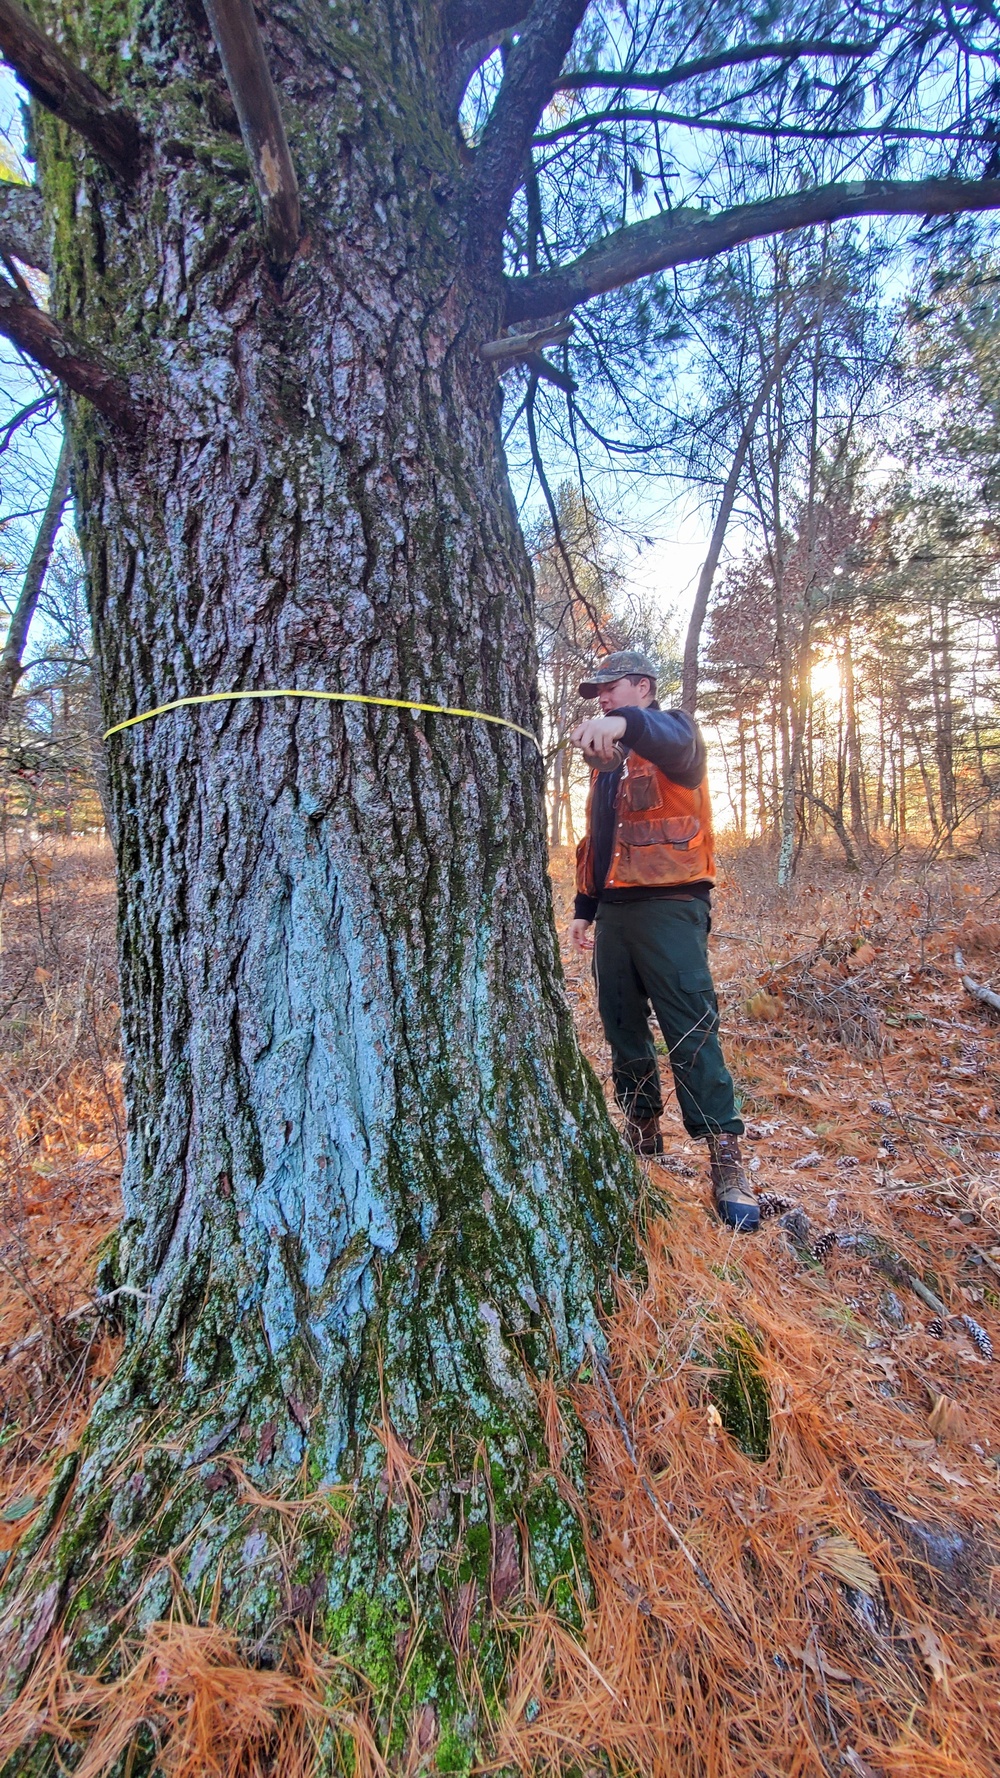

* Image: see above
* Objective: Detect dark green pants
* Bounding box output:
[594,898,743,1140]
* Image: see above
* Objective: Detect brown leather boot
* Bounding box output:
[706,1133,760,1230]
[625,1113,664,1158]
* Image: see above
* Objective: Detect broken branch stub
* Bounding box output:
[479,320,573,363]
[201,0,301,267]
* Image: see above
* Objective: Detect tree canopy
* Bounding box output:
[3,0,1000,423]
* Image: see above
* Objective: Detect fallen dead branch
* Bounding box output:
[955,948,1000,1015]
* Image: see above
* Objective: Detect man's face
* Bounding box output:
[598,675,652,714]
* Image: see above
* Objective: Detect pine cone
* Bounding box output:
[813,1231,836,1261]
[961,1315,994,1361]
[757,1192,791,1220]
[926,1317,945,1338]
[870,1099,893,1117]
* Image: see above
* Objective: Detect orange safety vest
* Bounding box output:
[576,750,716,896]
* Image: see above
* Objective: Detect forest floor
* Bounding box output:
[1,833,999,1775]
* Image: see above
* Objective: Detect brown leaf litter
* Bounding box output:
[0,837,999,1775]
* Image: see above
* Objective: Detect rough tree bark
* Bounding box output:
[0,3,636,1767]
[7,0,1000,1764]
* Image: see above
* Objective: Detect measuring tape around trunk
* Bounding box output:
[103,688,542,753]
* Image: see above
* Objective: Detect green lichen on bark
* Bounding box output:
[2,1320,596,1769]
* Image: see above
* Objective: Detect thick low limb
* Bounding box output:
[0,0,138,178]
[0,283,138,431]
[505,176,1000,321]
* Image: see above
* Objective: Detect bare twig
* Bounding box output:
[525,374,609,648]
[0,1286,148,1365]
[0,391,55,455]
[587,1341,751,1643]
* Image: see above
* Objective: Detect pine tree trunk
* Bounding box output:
[844,628,866,843]
[1,5,637,1761]
[910,719,941,838]
[754,716,768,837]
[896,701,907,844]
[0,436,70,727]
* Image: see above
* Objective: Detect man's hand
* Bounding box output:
[570,713,626,763]
[569,918,594,951]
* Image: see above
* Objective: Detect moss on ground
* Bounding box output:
[709,1323,771,1461]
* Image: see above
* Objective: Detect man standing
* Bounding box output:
[569,651,759,1232]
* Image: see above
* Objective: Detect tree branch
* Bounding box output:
[480,318,573,360]
[553,38,881,94]
[201,0,300,267]
[447,33,507,116]
[533,105,968,147]
[0,391,54,453]
[505,176,1000,321]
[0,182,47,272]
[681,376,775,714]
[523,350,576,391]
[680,324,814,712]
[525,373,608,648]
[0,432,69,727]
[0,0,138,179]
[446,1,531,47]
[467,0,588,256]
[0,282,138,432]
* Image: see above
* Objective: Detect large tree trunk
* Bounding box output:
[1,4,636,1763]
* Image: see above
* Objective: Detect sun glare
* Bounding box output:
[811,654,842,703]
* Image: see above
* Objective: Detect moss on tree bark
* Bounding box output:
[0,0,639,1765]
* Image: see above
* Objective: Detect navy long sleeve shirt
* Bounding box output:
[574,705,711,923]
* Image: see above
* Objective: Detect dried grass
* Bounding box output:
[0,831,122,1552]
[2,1617,388,1778]
[2,836,1000,1775]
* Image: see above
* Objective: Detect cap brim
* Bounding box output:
[577,680,605,699]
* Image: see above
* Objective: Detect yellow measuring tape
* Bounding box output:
[104,688,541,753]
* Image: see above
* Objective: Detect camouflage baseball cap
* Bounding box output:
[578,650,658,700]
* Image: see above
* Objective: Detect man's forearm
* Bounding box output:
[619,708,705,786]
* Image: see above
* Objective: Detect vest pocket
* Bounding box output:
[623,773,661,812]
[624,814,702,847]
